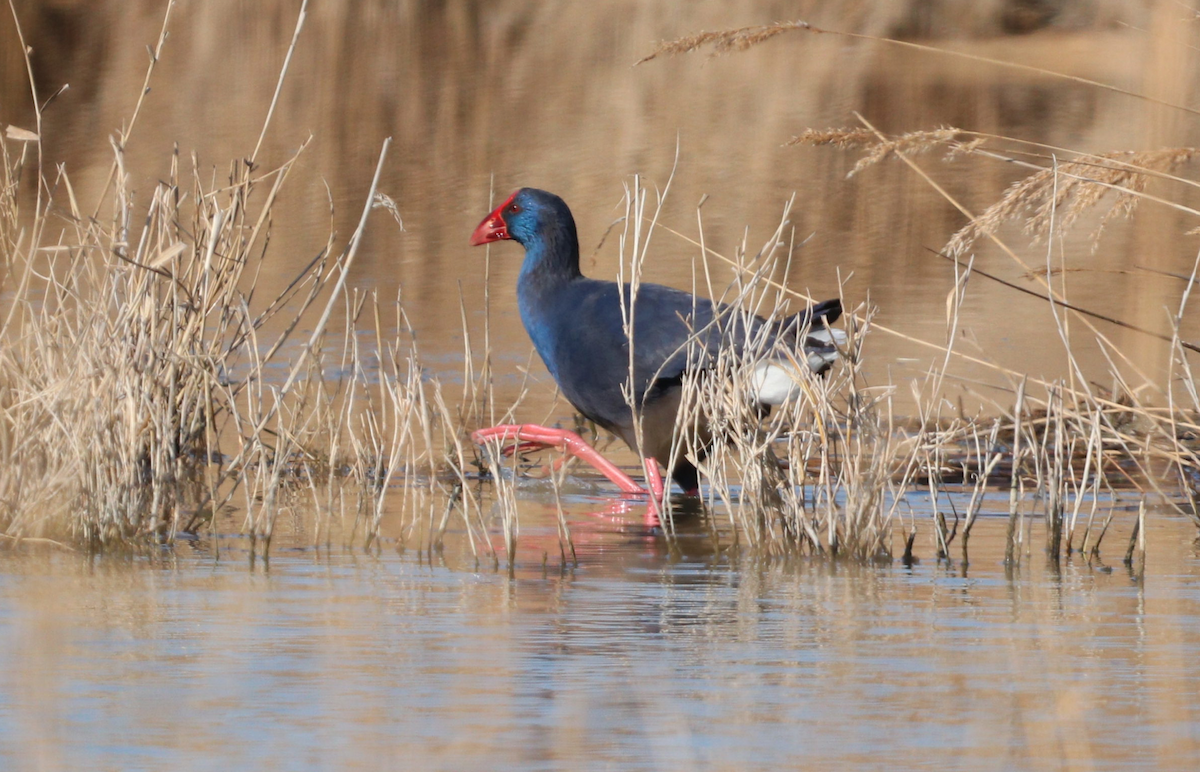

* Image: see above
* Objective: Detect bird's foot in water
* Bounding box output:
[471,424,647,495]
[471,425,673,525]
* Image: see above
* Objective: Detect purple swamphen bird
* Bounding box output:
[470,188,843,502]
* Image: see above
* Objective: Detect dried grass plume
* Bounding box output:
[637,20,811,65]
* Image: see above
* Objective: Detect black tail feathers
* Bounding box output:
[774,297,842,338]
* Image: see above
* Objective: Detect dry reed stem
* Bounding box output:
[653,198,902,558]
[946,148,1200,256]
[639,20,1200,119]
[6,10,1200,565]
[651,18,1200,403]
[653,213,1200,502]
[0,14,475,555]
[636,21,808,64]
[789,127,964,178]
[849,112,1162,398]
[790,127,1200,247]
[638,158,1200,563]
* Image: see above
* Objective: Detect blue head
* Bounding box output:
[470,188,580,278]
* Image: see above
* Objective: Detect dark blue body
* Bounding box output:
[495,188,839,490]
[509,191,715,447]
[519,274,715,430]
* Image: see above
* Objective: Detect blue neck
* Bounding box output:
[515,215,581,285]
[515,223,582,379]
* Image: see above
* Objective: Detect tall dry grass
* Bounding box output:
[0,124,497,557]
[604,12,1200,567]
[5,1,1200,571]
[0,2,497,559]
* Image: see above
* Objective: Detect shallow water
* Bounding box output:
[2,512,1198,770]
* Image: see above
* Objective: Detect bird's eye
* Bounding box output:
[508,203,521,214]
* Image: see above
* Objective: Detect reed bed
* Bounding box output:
[597,15,1200,568]
[532,175,1200,569]
[4,3,1200,573]
[5,120,1194,568]
[0,3,488,559]
[0,125,499,557]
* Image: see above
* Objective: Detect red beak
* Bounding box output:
[470,208,507,245]
[469,191,519,246]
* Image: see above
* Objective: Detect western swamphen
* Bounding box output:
[470,188,843,502]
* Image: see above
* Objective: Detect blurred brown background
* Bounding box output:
[3,0,1198,407]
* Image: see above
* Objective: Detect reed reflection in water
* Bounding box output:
[0,516,1197,770]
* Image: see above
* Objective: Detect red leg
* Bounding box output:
[642,457,666,526]
[642,457,666,501]
[472,424,646,495]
